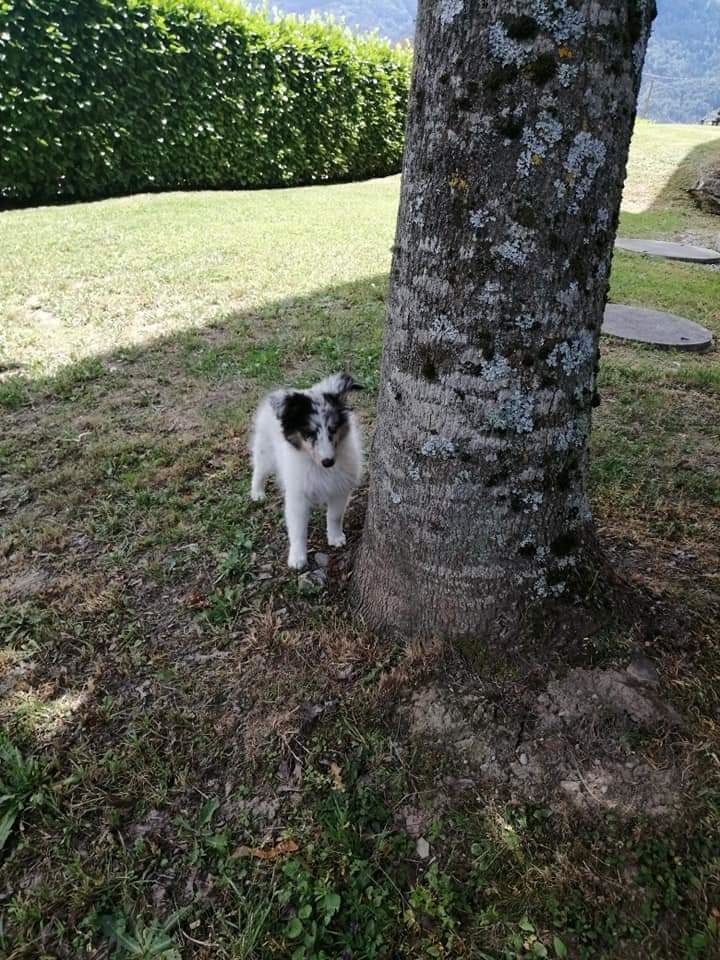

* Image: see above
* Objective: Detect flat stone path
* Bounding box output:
[603,304,713,352]
[615,238,720,263]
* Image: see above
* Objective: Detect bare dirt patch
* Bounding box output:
[405,659,686,819]
[0,567,54,600]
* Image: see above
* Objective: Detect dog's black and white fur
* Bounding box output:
[250,373,363,569]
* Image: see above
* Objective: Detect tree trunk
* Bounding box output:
[353,0,656,648]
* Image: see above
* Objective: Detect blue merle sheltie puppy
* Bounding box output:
[250,373,363,569]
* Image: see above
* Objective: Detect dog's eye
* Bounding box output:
[301,430,316,441]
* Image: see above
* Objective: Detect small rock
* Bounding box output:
[519,752,528,766]
[560,780,581,794]
[441,776,476,791]
[395,806,426,838]
[416,837,430,859]
[25,296,42,310]
[33,309,58,325]
[626,656,659,686]
[314,552,330,568]
[128,810,168,839]
[297,572,317,593]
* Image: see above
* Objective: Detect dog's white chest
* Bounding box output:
[303,461,357,505]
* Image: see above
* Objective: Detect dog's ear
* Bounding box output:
[270,391,313,438]
[318,372,364,403]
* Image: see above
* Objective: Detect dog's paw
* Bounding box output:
[327,532,347,549]
[250,488,266,502]
[287,550,307,570]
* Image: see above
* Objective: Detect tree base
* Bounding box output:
[352,537,646,669]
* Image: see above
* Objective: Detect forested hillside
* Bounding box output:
[273,0,720,123]
[641,0,720,122]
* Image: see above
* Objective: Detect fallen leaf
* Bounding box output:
[329,762,345,792]
[233,839,299,861]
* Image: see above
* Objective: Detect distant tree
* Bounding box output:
[273,0,417,41]
[353,0,656,649]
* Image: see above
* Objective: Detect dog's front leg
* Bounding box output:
[326,492,349,548]
[285,492,310,569]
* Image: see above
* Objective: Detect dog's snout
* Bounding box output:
[321,457,335,468]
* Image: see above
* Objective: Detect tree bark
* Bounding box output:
[353,0,656,648]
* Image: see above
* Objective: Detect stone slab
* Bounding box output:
[615,238,720,263]
[603,304,713,352]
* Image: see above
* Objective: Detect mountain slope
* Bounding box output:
[271,0,720,123]
[641,0,720,122]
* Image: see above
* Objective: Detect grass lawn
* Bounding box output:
[1,120,719,959]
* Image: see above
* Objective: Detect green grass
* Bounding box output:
[1,121,720,959]
[0,179,398,378]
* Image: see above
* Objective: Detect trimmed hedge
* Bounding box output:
[0,0,411,205]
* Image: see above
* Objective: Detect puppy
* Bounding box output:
[250,373,363,569]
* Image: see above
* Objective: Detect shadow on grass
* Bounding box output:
[0,273,388,414]
[654,135,720,208]
[0,273,405,956]
[3,269,720,960]
[621,133,720,236]
[0,273,386,755]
